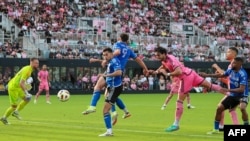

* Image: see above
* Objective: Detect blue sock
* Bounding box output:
[214,121,219,130]
[116,98,125,110]
[104,112,111,129]
[111,104,116,112]
[90,90,101,106]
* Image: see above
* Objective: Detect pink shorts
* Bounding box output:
[179,70,204,94]
[39,83,49,91]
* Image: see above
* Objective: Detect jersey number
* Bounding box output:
[122,48,128,58]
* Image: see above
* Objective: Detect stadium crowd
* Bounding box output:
[0,0,250,61]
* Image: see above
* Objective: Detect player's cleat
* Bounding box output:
[161,106,166,110]
[122,112,131,119]
[99,131,113,137]
[165,125,180,132]
[207,129,220,134]
[12,111,22,120]
[46,101,52,104]
[82,106,96,115]
[112,113,118,126]
[34,99,37,104]
[0,117,10,125]
[187,105,195,109]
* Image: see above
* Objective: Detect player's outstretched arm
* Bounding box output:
[89,58,103,63]
[212,63,225,74]
[199,72,224,78]
[134,57,149,75]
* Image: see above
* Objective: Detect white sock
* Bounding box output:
[219,125,224,129]
[112,111,117,116]
[107,128,112,133]
[173,120,179,126]
[123,108,128,113]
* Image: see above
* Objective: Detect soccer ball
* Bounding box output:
[57,89,70,102]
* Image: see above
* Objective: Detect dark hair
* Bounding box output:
[103,47,113,53]
[234,57,244,63]
[120,33,129,42]
[154,46,167,54]
[229,47,238,55]
[30,57,38,61]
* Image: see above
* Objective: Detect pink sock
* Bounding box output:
[211,84,221,92]
[230,110,239,124]
[175,100,184,121]
[211,84,227,95]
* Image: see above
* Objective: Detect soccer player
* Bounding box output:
[82,33,149,119]
[151,47,226,132]
[200,57,249,134]
[98,47,123,136]
[211,47,239,131]
[161,76,195,110]
[34,64,51,104]
[0,58,39,125]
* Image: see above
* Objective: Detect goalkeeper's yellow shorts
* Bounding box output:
[8,85,25,105]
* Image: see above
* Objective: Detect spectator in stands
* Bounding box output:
[159,75,166,90]
[148,74,154,90]
[130,79,137,90]
[45,27,53,44]
[123,74,130,91]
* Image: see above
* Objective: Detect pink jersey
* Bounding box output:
[162,55,204,94]
[38,70,49,84]
[161,55,192,79]
[38,70,49,91]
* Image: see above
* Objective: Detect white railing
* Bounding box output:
[0,13,21,42]
[246,27,250,35]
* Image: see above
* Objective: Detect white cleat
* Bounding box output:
[99,132,113,137]
[187,105,195,109]
[46,101,52,104]
[161,106,166,110]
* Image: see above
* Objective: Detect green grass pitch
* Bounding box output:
[0,92,247,141]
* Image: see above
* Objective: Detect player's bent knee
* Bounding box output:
[11,105,17,108]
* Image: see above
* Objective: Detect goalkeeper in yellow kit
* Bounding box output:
[0,58,39,125]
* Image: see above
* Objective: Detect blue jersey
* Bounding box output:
[113,42,137,71]
[224,68,249,97]
[106,57,122,87]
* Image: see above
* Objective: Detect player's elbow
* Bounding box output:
[175,69,182,75]
[238,88,245,93]
[116,70,122,76]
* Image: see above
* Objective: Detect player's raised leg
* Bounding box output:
[82,76,106,115]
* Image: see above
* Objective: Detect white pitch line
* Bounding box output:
[12,120,223,139]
